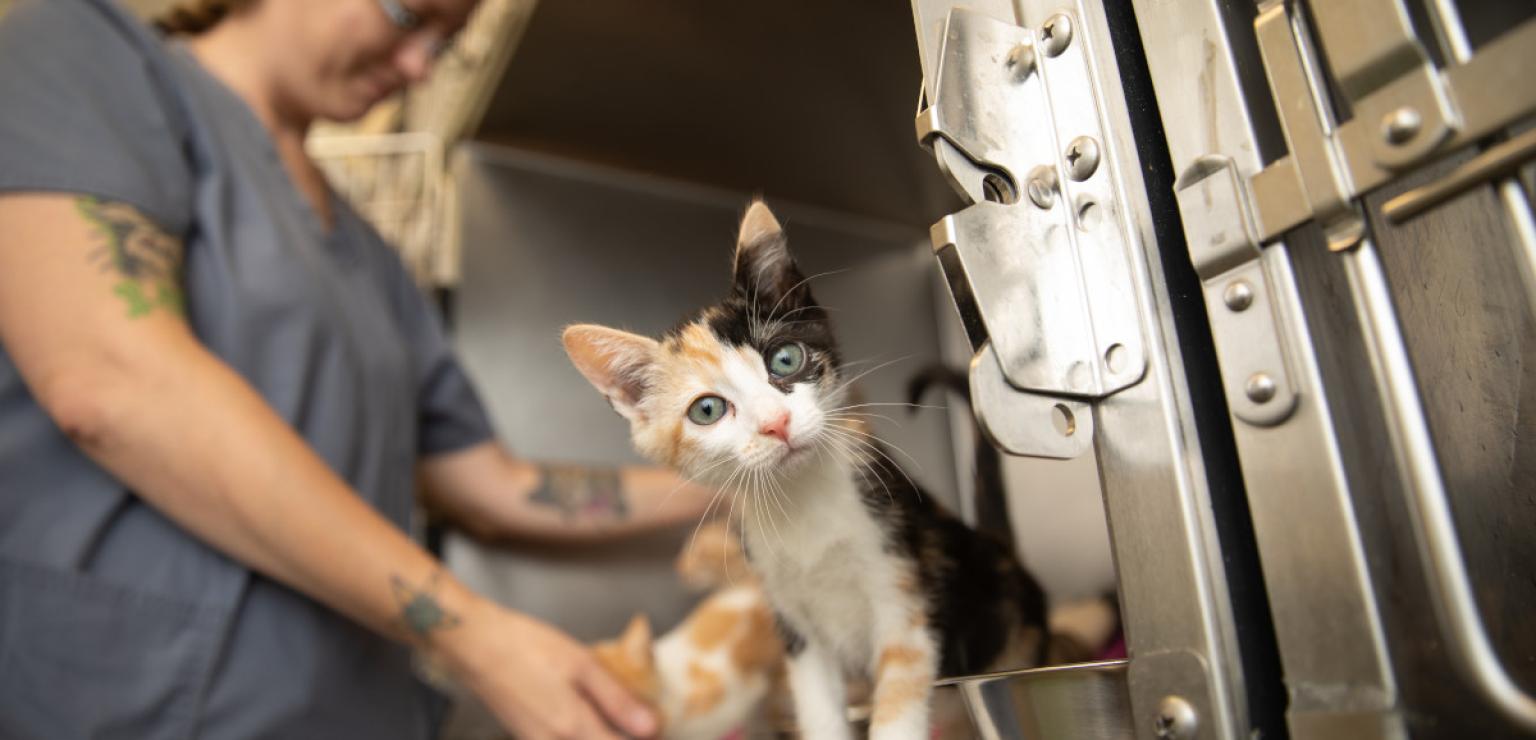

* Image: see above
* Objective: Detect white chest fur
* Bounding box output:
[740,458,917,671]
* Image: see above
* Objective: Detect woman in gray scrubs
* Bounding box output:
[0,0,714,737]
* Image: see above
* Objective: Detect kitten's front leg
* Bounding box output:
[867,621,939,740]
[784,634,852,740]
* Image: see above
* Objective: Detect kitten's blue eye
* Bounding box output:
[687,395,729,425]
[768,343,806,378]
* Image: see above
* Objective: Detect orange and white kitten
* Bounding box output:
[594,523,784,740]
[566,200,1049,740]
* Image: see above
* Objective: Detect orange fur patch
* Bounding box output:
[877,644,925,676]
[592,642,662,709]
[672,323,725,371]
[729,604,784,673]
[688,602,739,651]
[683,661,726,717]
[871,674,930,727]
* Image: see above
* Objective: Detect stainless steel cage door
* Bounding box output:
[909,0,1536,738]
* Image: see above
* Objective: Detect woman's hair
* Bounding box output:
[153,0,255,35]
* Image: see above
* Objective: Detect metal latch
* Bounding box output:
[915,7,1145,458]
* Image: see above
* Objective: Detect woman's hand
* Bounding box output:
[437,600,658,740]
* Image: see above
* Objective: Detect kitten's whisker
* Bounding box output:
[828,402,946,412]
[823,354,916,400]
[820,427,910,502]
[824,411,902,427]
[655,455,734,512]
[823,425,924,496]
[824,423,927,475]
[687,463,744,564]
[760,268,849,335]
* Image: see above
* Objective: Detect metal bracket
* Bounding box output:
[1241,5,1536,246]
[1176,157,1299,427]
[915,7,1148,456]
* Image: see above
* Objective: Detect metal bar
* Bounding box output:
[1253,1,1364,250]
[1344,240,1536,733]
[1330,18,1536,203]
[1382,127,1536,223]
[1129,0,1405,737]
[1305,0,1424,101]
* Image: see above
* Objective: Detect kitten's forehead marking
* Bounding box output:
[668,323,725,371]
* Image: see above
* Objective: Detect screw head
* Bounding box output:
[1223,280,1254,311]
[1246,372,1278,404]
[1382,106,1422,145]
[1026,166,1058,209]
[1065,136,1100,181]
[1005,42,1037,82]
[1153,695,1199,740]
[1041,13,1073,57]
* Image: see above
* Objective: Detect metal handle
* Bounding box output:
[1348,241,1536,733]
[1382,127,1536,224]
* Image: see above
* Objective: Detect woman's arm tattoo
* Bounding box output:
[74,195,184,318]
[528,465,628,522]
[390,569,460,639]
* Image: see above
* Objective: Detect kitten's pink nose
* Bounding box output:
[759,411,791,442]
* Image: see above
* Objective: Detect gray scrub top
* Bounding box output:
[0,1,497,738]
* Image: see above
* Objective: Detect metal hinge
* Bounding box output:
[914,7,1146,458]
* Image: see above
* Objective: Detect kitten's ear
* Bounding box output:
[562,325,660,422]
[732,199,813,309]
[619,614,655,667]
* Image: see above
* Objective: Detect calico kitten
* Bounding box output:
[565,200,1048,740]
[593,522,783,740]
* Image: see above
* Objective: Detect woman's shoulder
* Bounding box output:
[0,0,165,73]
[0,0,194,236]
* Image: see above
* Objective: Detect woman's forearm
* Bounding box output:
[45,332,485,648]
[419,444,716,545]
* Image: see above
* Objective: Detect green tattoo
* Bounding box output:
[529,465,628,522]
[390,569,461,638]
[75,195,185,318]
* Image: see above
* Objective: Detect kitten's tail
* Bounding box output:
[906,364,1014,550]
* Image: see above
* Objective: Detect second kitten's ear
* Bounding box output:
[562,325,660,422]
[619,613,655,667]
[732,199,812,309]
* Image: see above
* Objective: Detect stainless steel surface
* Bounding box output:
[1361,149,1536,734]
[1131,0,1405,737]
[1221,281,1252,312]
[1382,126,1536,224]
[967,343,1092,460]
[1346,236,1536,733]
[1173,160,1300,426]
[938,660,1133,740]
[912,2,1259,739]
[1253,1,1365,252]
[920,7,1146,401]
[1380,107,1422,146]
[1066,136,1100,182]
[1152,695,1197,740]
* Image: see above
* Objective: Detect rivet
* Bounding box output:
[1382,106,1422,146]
[1026,166,1058,209]
[1005,42,1037,82]
[1245,372,1278,404]
[1223,280,1254,311]
[1065,136,1100,181]
[1041,14,1073,57]
[1153,695,1199,740]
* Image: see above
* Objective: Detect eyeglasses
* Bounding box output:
[375,0,457,60]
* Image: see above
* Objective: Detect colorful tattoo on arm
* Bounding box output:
[74,195,185,318]
[390,569,461,639]
[528,465,629,523]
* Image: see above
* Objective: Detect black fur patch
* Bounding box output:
[853,453,1049,676]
